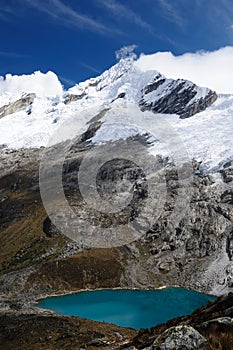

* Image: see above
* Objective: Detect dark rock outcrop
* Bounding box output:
[43,217,60,238]
[139,73,217,118]
[220,161,233,183]
[226,230,233,261]
[0,93,36,118]
[64,92,86,104]
[111,91,126,103]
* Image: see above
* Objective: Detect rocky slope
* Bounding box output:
[139,72,217,118]
[0,311,137,350]
[0,93,35,119]
[0,56,233,349]
[128,292,233,350]
[0,138,232,297]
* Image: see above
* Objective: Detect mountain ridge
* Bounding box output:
[0,57,231,173]
[0,56,233,349]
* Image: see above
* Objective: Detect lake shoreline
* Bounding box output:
[36,287,216,330]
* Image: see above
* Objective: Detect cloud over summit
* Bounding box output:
[135,47,233,94]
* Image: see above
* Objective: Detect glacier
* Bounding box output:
[0,56,232,173]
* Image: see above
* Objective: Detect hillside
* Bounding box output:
[0,55,233,349]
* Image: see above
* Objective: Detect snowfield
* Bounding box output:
[0,56,232,173]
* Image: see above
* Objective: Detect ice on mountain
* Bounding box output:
[0,57,232,172]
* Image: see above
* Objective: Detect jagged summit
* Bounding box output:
[139,72,217,118]
[67,57,217,116]
[0,56,232,171]
[1,55,233,350]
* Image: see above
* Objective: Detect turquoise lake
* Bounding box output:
[38,288,215,330]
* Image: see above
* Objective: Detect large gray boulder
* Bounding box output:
[152,325,208,349]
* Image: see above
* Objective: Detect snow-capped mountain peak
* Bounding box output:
[0,56,232,172]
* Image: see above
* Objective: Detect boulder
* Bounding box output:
[152,325,208,349]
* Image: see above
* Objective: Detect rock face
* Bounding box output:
[220,161,233,183]
[0,120,233,348]
[226,229,233,261]
[64,92,86,104]
[226,264,233,288]
[0,58,232,349]
[0,93,36,118]
[152,325,208,350]
[0,138,232,296]
[139,73,217,118]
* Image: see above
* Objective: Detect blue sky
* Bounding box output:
[0,0,233,88]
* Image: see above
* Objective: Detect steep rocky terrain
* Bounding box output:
[0,138,232,297]
[139,72,217,118]
[0,93,35,119]
[128,293,233,350]
[0,56,233,349]
[0,135,232,348]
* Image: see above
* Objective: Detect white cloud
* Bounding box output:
[135,46,233,94]
[0,71,63,97]
[115,45,137,61]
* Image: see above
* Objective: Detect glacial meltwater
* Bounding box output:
[38,288,215,329]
